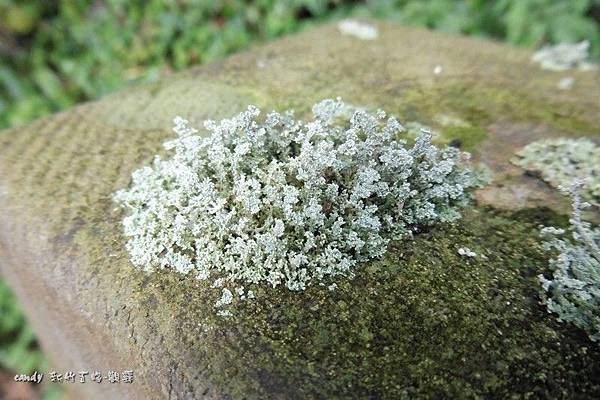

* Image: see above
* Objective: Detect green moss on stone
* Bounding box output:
[139,206,600,399]
[441,125,488,152]
[388,82,596,145]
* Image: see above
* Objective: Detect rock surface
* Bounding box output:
[0,20,599,399]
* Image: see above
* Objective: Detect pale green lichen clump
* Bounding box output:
[539,180,600,342]
[514,138,600,206]
[114,99,482,313]
[531,40,597,71]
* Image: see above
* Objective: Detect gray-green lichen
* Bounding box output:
[114,99,484,313]
[531,40,597,71]
[513,137,600,206]
[337,19,378,40]
[539,179,600,342]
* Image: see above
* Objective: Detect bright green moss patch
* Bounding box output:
[141,206,600,399]
[389,82,597,142]
[441,125,488,152]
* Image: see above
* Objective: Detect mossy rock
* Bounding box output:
[0,20,599,399]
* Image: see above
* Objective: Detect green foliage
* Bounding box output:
[350,0,600,54]
[1,0,598,129]
[0,0,337,128]
[0,279,46,374]
[0,279,63,398]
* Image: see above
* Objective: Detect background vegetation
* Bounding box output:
[1,0,599,129]
[0,0,598,398]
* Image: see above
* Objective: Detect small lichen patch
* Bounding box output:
[458,247,476,257]
[114,99,484,313]
[532,40,597,71]
[557,76,575,90]
[513,137,600,206]
[337,20,378,40]
[215,288,233,309]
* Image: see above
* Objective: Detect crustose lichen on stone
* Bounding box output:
[114,98,485,314]
[513,137,600,207]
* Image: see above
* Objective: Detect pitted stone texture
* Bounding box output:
[0,20,599,400]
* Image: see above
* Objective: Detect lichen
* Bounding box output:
[531,40,597,71]
[114,99,484,313]
[337,20,378,41]
[457,246,477,257]
[538,179,600,342]
[513,137,600,206]
[557,76,575,90]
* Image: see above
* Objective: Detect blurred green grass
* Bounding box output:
[0,280,44,375]
[0,0,598,398]
[0,279,62,399]
[1,0,598,129]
